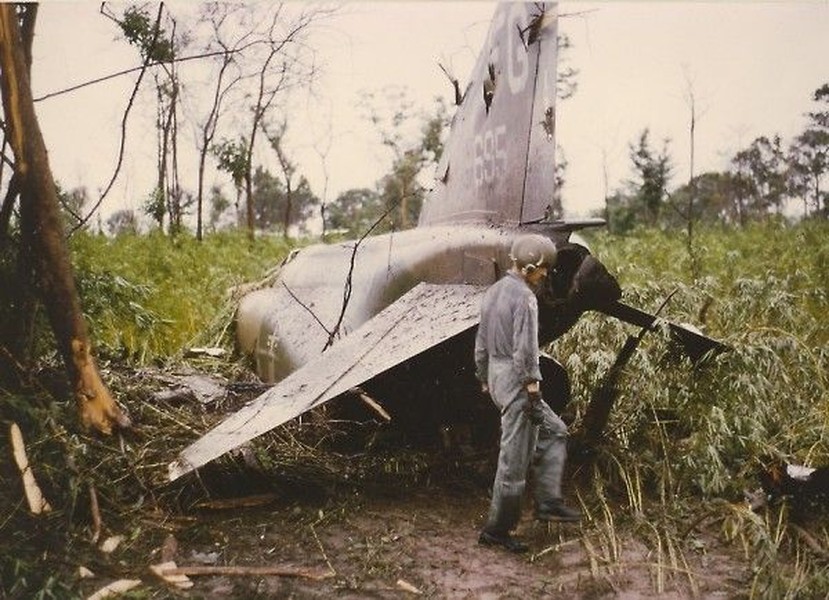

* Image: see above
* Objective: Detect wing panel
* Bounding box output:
[168,283,485,481]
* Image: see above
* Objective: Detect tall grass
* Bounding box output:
[69,229,295,361]
[563,219,829,597]
[3,221,828,598]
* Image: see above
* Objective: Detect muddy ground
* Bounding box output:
[5,366,756,599]
[72,474,750,599]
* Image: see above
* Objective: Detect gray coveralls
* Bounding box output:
[474,271,568,535]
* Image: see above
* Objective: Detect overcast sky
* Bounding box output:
[31,2,829,223]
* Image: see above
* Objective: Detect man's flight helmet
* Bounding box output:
[509,233,557,275]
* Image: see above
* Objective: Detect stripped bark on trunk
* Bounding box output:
[0,5,130,434]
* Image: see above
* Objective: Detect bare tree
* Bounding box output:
[238,5,322,238]
[0,4,129,434]
[262,120,298,238]
[359,87,448,230]
[681,71,704,280]
[190,3,245,240]
[313,125,333,240]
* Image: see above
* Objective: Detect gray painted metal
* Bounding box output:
[168,283,485,481]
[419,2,557,227]
[168,1,725,481]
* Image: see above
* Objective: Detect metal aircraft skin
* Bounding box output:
[168,3,721,481]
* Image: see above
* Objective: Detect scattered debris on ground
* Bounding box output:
[2,361,827,598]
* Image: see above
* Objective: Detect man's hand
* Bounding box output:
[526,381,542,403]
[481,383,489,396]
[524,381,543,424]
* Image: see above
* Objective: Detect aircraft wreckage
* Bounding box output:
[168,2,724,482]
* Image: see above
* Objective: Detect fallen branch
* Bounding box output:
[227,264,282,299]
[194,493,280,510]
[89,483,102,543]
[161,565,334,580]
[86,579,142,600]
[9,422,52,514]
[352,387,392,422]
[791,523,829,560]
[150,560,194,589]
[310,522,336,576]
[396,578,423,595]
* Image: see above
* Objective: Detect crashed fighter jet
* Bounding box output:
[168,2,722,481]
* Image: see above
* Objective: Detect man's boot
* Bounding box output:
[536,498,581,523]
[478,530,529,553]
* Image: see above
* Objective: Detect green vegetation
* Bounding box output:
[603,83,828,234]
[69,230,295,361]
[567,221,827,500]
[559,220,829,598]
[2,221,828,598]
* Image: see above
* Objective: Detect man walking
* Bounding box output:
[475,233,581,553]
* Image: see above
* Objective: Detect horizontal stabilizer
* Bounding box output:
[599,301,727,362]
[168,283,486,481]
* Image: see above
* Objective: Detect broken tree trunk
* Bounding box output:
[578,290,679,447]
[0,6,130,434]
[579,334,642,446]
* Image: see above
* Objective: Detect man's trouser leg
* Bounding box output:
[483,389,536,535]
[531,400,568,509]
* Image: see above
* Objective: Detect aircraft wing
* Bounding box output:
[168,283,486,481]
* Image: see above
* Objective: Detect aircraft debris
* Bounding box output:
[578,288,719,445]
[169,2,724,482]
[353,386,392,422]
[153,373,227,405]
[169,283,485,481]
[759,460,829,500]
[9,422,52,514]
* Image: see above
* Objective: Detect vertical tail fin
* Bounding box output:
[419,2,558,227]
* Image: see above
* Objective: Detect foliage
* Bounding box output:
[323,187,385,238]
[208,183,232,230]
[3,222,829,597]
[358,88,449,231]
[105,208,140,236]
[600,83,829,232]
[69,229,294,361]
[212,138,249,193]
[788,83,829,218]
[557,220,829,596]
[142,185,166,228]
[606,129,673,232]
[115,5,175,63]
[251,166,319,236]
[55,183,89,231]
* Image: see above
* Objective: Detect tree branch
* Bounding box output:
[280,280,331,337]
[69,3,165,234]
[323,197,401,351]
[33,43,267,103]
